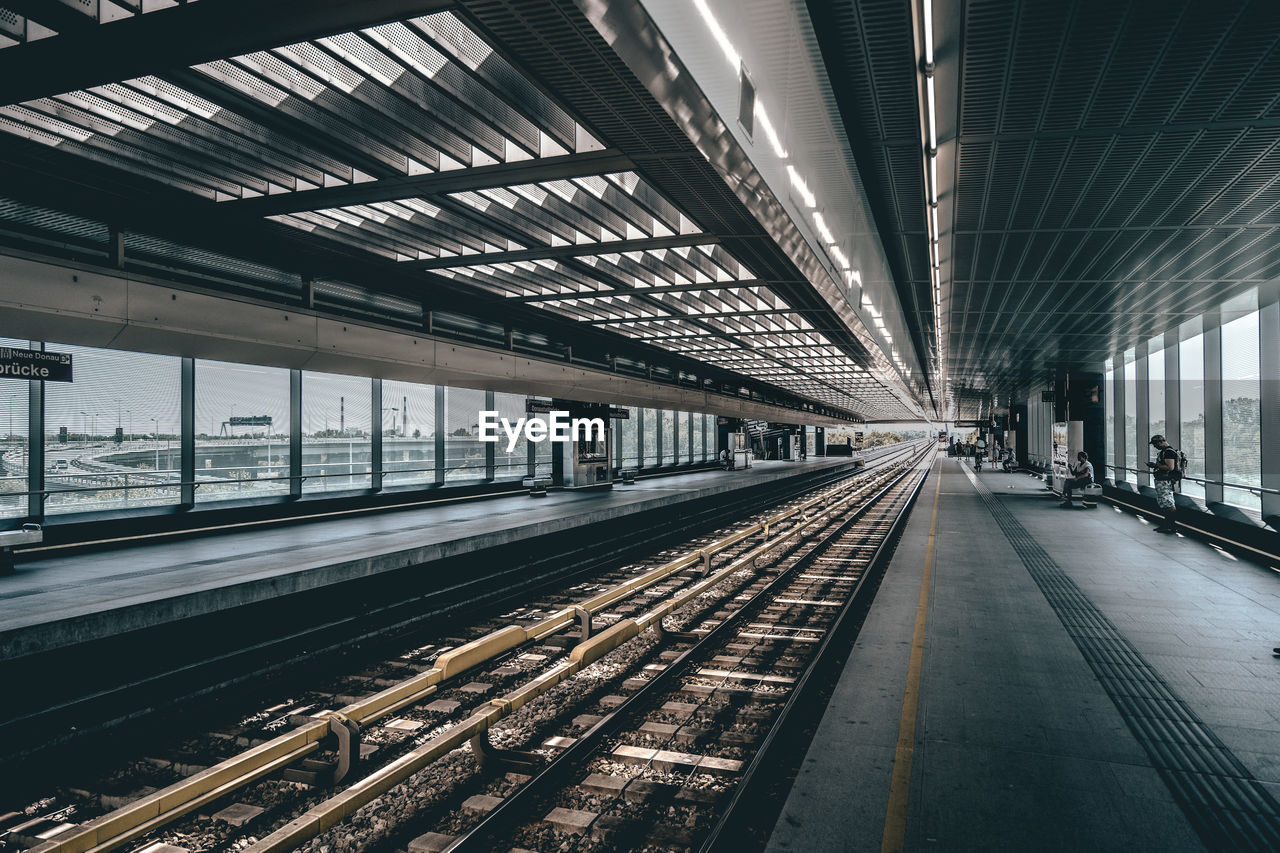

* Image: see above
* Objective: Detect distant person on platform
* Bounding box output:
[719,448,731,470]
[1147,435,1179,533]
[1059,451,1094,507]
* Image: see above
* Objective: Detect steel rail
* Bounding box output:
[700,454,933,850]
[440,446,932,852]
[244,454,922,853]
[29,444,923,853]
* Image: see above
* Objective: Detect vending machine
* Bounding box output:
[548,400,614,490]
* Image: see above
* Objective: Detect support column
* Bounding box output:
[484,390,495,481]
[528,413,537,478]
[1135,353,1150,487]
[672,409,679,465]
[613,413,622,473]
[434,385,446,485]
[290,369,302,498]
[637,408,645,469]
[1010,403,1028,466]
[656,410,663,466]
[27,342,43,521]
[1203,313,1224,505]
[1259,292,1280,519]
[371,379,383,492]
[1113,369,1126,483]
[180,358,194,506]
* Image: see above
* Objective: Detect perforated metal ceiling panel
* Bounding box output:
[813,0,1280,418]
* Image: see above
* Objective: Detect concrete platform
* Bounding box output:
[0,458,855,659]
[767,456,1280,852]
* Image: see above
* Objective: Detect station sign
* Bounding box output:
[0,347,72,381]
[953,419,991,428]
[609,407,630,419]
[229,416,273,427]
[1040,390,1055,402]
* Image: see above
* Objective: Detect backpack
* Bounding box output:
[1163,446,1188,486]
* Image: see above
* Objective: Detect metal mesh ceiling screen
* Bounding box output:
[814,0,1280,417]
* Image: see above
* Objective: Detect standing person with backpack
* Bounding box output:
[1147,435,1180,533]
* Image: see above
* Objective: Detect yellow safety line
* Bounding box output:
[880,465,941,853]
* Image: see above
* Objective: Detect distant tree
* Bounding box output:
[413,429,421,439]
[862,431,903,448]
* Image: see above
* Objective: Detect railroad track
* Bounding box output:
[3,444,930,853]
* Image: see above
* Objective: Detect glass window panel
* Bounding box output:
[0,338,28,518]
[45,344,181,514]
[1123,351,1137,483]
[1221,311,1261,510]
[302,371,372,493]
[492,392,529,481]
[533,396,553,477]
[661,410,675,466]
[534,428,553,477]
[1149,346,1167,445]
[444,387,486,484]
[619,409,638,468]
[194,360,290,502]
[642,408,658,467]
[1104,367,1115,482]
[1179,334,1205,500]
[382,379,436,487]
[682,411,693,462]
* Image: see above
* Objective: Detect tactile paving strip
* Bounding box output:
[963,465,1280,852]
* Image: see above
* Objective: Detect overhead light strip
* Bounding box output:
[919,0,946,418]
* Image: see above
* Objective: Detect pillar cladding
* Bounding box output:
[1072,370,1106,477]
[1009,403,1028,463]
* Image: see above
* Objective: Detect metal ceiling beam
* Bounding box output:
[585,309,821,326]
[509,279,771,302]
[0,143,857,420]
[0,0,456,106]
[406,234,719,269]
[227,149,634,217]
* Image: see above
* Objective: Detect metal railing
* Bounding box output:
[1102,463,1276,498]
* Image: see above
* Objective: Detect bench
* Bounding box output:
[521,476,552,497]
[1206,501,1262,528]
[0,523,42,576]
[619,468,637,485]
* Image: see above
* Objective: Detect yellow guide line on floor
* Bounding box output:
[880,466,941,853]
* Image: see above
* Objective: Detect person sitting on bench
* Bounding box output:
[1060,451,1094,507]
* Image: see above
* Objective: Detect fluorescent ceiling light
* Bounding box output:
[923,0,935,64]
[926,76,937,150]
[693,0,740,69]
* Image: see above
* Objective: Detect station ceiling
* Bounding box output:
[812,0,1280,418]
[0,0,921,423]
